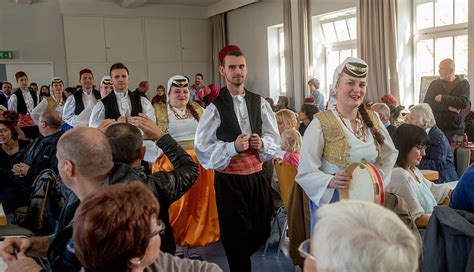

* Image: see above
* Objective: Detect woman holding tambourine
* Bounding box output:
[296,57,399,231]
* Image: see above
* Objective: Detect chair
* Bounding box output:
[453,147,471,177]
[263,162,297,257]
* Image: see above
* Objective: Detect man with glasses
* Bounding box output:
[300,200,419,272]
[63,69,101,130]
[195,45,280,272]
[89,63,155,128]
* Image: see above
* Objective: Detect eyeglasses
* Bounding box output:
[298,239,315,261]
[415,145,427,152]
[150,220,165,238]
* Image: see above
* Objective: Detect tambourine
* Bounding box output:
[340,160,384,206]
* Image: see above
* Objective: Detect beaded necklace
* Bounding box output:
[170,106,192,120]
[336,108,367,142]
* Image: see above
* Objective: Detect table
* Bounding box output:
[420,169,439,181]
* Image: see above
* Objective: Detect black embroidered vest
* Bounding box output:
[101,91,143,120]
[14,88,37,114]
[213,87,262,142]
[73,89,101,115]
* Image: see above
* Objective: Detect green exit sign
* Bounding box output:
[0,51,13,59]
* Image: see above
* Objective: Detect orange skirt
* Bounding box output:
[152,149,220,247]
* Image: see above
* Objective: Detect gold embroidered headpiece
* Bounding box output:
[342,62,368,78]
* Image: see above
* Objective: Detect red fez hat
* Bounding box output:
[304,96,315,104]
[79,69,93,78]
[218,45,242,63]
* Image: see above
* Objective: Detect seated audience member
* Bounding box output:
[9,110,63,211]
[265,97,276,112]
[151,84,167,106]
[303,200,419,272]
[449,164,474,212]
[275,109,298,135]
[276,96,292,111]
[72,181,222,272]
[103,119,199,254]
[304,96,315,105]
[371,103,397,137]
[386,124,451,228]
[381,94,398,107]
[196,83,219,107]
[280,128,302,167]
[0,120,198,271]
[0,120,30,212]
[406,103,458,183]
[298,103,319,136]
[464,101,474,141]
[1,81,13,109]
[0,110,26,140]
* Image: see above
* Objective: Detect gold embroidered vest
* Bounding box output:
[316,110,381,168]
[45,96,59,111]
[154,101,203,150]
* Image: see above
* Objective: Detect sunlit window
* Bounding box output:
[278,27,286,94]
[414,0,468,103]
[315,8,357,93]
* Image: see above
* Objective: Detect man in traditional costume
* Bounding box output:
[195,45,280,272]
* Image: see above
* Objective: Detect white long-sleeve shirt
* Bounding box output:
[296,110,398,206]
[63,90,99,127]
[8,89,35,113]
[194,94,280,171]
[88,90,156,128]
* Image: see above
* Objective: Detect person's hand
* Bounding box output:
[128,113,164,141]
[117,116,129,123]
[5,252,42,272]
[12,163,30,177]
[273,158,283,165]
[97,119,119,132]
[435,95,443,102]
[234,134,249,152]
[328,172,351,189]
[250,133,263,150]
[448,106,461,113]
[0,238,31,262]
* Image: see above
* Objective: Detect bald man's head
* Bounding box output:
[57,128,113,179]
[439,58,455,80]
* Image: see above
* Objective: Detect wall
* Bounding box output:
[227,0,283,97]
[0,0,67,87]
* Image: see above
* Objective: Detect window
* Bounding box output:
[414,0,468,102]
[278,27,286,95]
[267,24,286,99]
[312,8,357,95]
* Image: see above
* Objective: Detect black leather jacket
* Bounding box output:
[47,134,199,271]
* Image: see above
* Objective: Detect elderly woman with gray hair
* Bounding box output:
[406,103,458,183]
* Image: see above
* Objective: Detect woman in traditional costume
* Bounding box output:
[31,77,65,126]
[152,75,219,259]
[296,57,398,230]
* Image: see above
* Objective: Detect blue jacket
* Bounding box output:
[450,164,474,212]
[418,125,458,183]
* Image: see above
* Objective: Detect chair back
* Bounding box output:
[453,147,471,177]
[274,162,298,210]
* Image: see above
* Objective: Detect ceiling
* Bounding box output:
[146,0,221,6]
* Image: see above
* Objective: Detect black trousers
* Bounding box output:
[215,171,273,272]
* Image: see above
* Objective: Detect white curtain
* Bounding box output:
[358,0,399,102]
[283,0,295,107]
